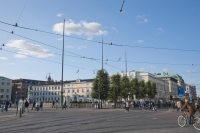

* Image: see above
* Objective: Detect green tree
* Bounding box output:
[145,81,151,99]
[138,80,146,98]
[130,78,139,99]
[108,73,121,108]
[120,76,130,102]
[91,69,110,109]
[151,82,157,98]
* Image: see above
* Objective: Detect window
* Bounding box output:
[51,98,53,100]
[1,95,3,98]
[73,89,74,93]
[46,87,47,90]
[49,87,50,90]
[7,82,10,85]
[37,92,39,95]
[87,95,89,98]
[87,83,89,85]
[68,85,70,87]
[82,89,84,92]
[64,90,65,93]
[1,89,4,93]
[68,90,70,93]
[1,82,5,85]
[40,92,42,95]
[52,92,53,95]
[55,92,57,95]
[48,98,50,101]
[7,89,9,93]
[87,89,89,92]
[6,95,9,98]
[34,93,36,96]
[46,93,47,95]
[82,95,84,97]
[58,87,60,90]
[43,87,44,90]
[55,87,57,90]
[52,87,54,90]
[49,92,50,95]
[37,88,39,90]
[58,92,59,95]
[77,89,79,93]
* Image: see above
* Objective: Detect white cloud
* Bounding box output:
[138,19,148,23]
[0,57,8,60]
[163,68,172,72]
[139,68,145,71]
[156,28,164,32]
[111,27,118,33]
[185,70,196,73]
[56,14,63,17]
[0,73,6,76]
[136,15,145,19]
[149,66,156,69]
[6,63,15,65]
[57,38,62,41]
[66,46,73,48]
[138,40,144,43]
[6,40,54,58]
[87,36,93,41]
[53,19,108,36]
[77,45,87,50]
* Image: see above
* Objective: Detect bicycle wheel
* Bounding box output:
[178,116,186,127]
[193,118,200,130]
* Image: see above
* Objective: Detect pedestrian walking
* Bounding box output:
[125,101,130,113]
[5,99,10,112]
[52,100,55,108]
[31,100,36,110]
[149,101,151,111]
[36,100,39,111]
[9,101,12,108]
[133,101,136,108]
[137,101,140,110]
[63,100,67,110]
[152,101,156,111]
[25,100,29,112]
[40,101,43,111]
[177,100,182,112]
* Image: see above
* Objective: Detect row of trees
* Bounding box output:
[91,69,157,108]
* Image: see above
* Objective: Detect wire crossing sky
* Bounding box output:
[0,0,199,94]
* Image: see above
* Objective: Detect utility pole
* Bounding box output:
[125,52,127,76]
[101,38,103,109]
[60,19,65,105]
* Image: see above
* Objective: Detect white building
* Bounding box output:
[185,84,196,99]
[109,71,178,101]
[29,78,96,104]
[0,76,12,104]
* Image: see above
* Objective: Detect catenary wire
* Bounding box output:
[0,28,198,67]
[1,20,200,53]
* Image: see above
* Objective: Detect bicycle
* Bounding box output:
[178,111,200,130]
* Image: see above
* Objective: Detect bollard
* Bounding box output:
[20,108,22,117]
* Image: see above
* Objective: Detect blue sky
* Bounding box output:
[0,0,199,95]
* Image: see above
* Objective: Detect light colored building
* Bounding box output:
[185,84,196,99]
[109,71,173,101]
[29,78,96,104]
[0,76,12,104]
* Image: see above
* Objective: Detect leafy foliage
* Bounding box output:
[151,82,157,98]
[91,69,110,101]
[138,80,146,98]
[108,73,121,108]
[120,76,130,100]
[145,81,152,98]
[130,78,139,99]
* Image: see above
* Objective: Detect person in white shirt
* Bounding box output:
[35,100,39,111]
[125,101,130,113]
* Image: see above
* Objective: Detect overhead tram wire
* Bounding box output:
[0,28,198,67]
[2,0,28,46]
[1,20,200,53]
[106,0,125,64]
[0,28,122,70]
[1,49,94,71]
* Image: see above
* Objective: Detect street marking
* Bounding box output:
[152,118,157,119]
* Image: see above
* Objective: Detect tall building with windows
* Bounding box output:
[12,79,45,102]
[0,76,12,104]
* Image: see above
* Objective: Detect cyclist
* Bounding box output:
[181,99,196,125]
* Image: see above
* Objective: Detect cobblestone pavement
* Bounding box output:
[0,108,199,133]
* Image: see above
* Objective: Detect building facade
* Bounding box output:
[185,84,196,99]
[109,71,175,101]
[12,79,46,102]
[0,76,12,104]
[29,78,96,104]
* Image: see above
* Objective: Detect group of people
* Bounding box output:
[3,99,12,112]
[124,100,157,113]
[30,100,43,111]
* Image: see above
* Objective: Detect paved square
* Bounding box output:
[0,108,199,133]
